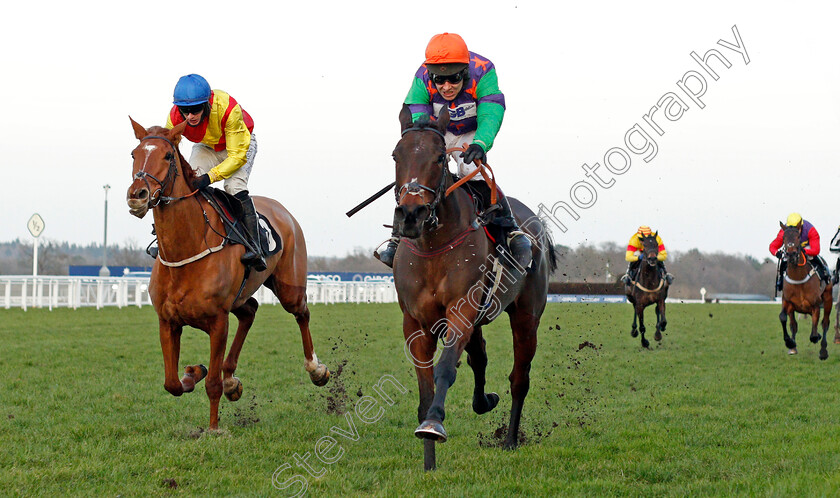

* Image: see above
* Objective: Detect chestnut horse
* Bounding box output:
[392,106,557,470]
[778,223,832,359]
[126,118,329,430]
[624,233,669,348]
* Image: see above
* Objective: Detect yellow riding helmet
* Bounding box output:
[786,213,802,226]
[637,225,652,236]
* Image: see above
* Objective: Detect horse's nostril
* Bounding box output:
[137,188,148,200]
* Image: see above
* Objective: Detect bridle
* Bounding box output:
[132,134,225,267]
[395,125,449,230]
[641,236,659,266]
[783,228,808,267]
[133,135,197,209]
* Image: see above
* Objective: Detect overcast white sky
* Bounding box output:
[2,1,839,263]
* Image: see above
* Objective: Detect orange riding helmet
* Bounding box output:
[425,33,470,76]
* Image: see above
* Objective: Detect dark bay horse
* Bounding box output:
[392,105,557,470]
[779,223,832,359]
[126,118,329,430]
[624,233,668,348]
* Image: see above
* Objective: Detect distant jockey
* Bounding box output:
[620,226,674,285]
[375,33,531,269]
[770,212,830,291]
[165,74,265,271]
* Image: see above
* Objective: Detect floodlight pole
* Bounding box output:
[99,184,111,277]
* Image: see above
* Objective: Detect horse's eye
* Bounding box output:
[438,154,446,164]
[164,152,173,160]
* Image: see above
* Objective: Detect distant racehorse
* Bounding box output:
[778,222,832,359]
[126,118,329,430]
[624,233,669,348]
[391,105,557,470]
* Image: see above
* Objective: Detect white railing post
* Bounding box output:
[0,276,398,309]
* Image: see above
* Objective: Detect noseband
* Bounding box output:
[396,125,448,230]
[783,228,807,267]
[133,135,180,209]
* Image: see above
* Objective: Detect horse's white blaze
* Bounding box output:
[140,144,156,172]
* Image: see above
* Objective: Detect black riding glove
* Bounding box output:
[192,173,211,190]
[462,143,486,165]
[775,249,784,259]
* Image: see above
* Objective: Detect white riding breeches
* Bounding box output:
[189,133,258,196]
[444,130,484,181]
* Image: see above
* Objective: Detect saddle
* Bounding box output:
[461,182,507,244]
[201,188,283,258]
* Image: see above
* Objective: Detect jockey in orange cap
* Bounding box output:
[769,213,831,291]
[375,33,531,269]
[620,226,674,285]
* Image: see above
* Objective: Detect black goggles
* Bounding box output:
[178,104,204,116]
[430,70,466,85]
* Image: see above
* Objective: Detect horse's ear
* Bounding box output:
[780,221,785,229]
[796,220,803,229]
[129,116,147,140]
[168,121,187,146]
[436,105,450,135]
[399,104,414,132]
[653,231,658,238]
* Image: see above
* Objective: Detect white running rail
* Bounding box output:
[0,275,398,310]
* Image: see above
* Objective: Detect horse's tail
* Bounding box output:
[539,219,558,274]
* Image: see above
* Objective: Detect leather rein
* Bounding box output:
[134,135,224,267]
[395,125,498,232]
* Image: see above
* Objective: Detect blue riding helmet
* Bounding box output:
[173,74,211,106]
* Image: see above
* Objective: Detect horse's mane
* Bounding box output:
[145,125,197,184]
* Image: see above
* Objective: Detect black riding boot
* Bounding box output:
[469,181,532,269]
[658,261,675,284]
[374,223,400,268]
[621,260,640,284]
[234,191,267,272]
[813,255,831,284]
[834,258,840,285]
[777,260,787,292]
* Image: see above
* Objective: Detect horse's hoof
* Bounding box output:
[223,377,243,402]
[654,331,662,342]
[473,392,500,415]
[310,366,330,387]
[810,335,820,344]
[641,338,650,349]
[820,350,829,361]
[415,420,447,442]
[631,329,638,338]
[788,348,798,355]
[180,364,208,393]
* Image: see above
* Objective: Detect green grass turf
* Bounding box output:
[2,303,840,496]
